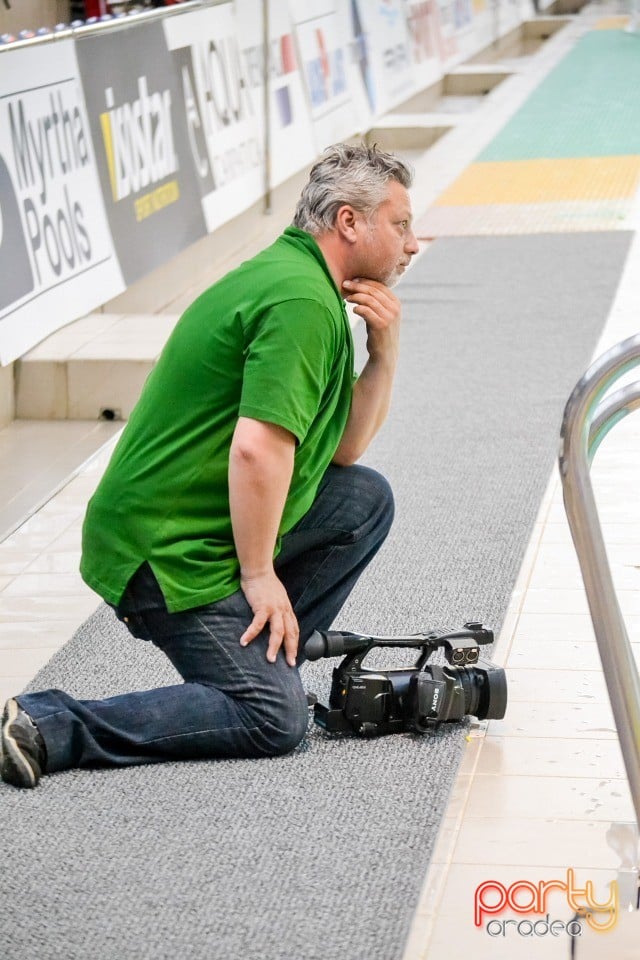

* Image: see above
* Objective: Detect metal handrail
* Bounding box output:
[559,333,640,829]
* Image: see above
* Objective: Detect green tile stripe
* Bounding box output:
[480,30,640,161]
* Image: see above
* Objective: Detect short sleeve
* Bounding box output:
[238,300,338,443]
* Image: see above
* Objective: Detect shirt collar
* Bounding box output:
[282,226,344,305]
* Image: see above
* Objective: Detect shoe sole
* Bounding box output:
[1,699,37,788]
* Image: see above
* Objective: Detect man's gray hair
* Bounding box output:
[292,143,413,236]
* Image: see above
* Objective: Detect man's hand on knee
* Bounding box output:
[239,569,299,667]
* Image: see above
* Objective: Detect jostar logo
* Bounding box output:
[474,870,619,937]
[99,78,178,203]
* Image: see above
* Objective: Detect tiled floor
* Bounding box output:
[402,229,640,957]
[0,438,119,704]
[1,7,640,959]
[0,419,121,541]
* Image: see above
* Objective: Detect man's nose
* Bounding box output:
[406,229,419,256]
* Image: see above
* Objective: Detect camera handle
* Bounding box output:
[303,622,494,664]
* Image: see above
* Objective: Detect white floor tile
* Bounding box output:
[465,774,634,822]
[0,646,58,679]
[473,737,626,780]
[0,620,80,649]
[450,817,637,869]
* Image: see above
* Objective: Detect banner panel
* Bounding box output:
[76,20,208,286]
[289,0,373,150]
[354,0,416,116]
[404,0,453,92]
[164,3,266,234]
[237,0,316,189]
[0,41,125,365]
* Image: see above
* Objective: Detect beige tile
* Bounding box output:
[66,359,153,419]
[0,549,39,577]
[538,521,576,546]
[507,668,608,703]
[0,675,36,702]
[0,527,61,554]
[0,594,99,623]
[508,639,640,671]
[474,737,626,779]
[571,911,640,960]
[514,612,597,643]
[521,589,640,617]
[45,525,84,553]
[487,700,617,740]
[25,551,82,574]
[459,734,486,776]
[14,360,68,418]
[547,500,640,525]
[528,558,640,593]
[118,313,179,327]
[428,815,464,867]
[70,341,160,361]
[489,611,520,667]
[14,512,78,540]
[0,620,79,649]
[22,314,124,359]
[1,572,90,599]
[0,420,118,542]
[23,333,89,361]
[446,774,473,820]
[94,315,177,341]
[597,523,640,546]
[450,816,636,869]
[465,774,634,822]
[52,473,104,504]
[0,646,57,679]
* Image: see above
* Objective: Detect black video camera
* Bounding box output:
[304,621,507,737]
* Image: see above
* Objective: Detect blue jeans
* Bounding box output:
[17,465,394,773]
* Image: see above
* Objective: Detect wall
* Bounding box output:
[0,0,557,366]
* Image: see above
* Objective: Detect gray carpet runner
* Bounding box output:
[1,230,631,960]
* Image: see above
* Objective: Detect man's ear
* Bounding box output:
[334,204,359,244]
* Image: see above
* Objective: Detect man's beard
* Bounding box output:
[384,265,403,288]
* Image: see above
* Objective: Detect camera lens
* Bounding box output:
[456,662,507,721]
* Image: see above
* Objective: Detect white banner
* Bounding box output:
[404,0,453,93]
[0,41,124,365]
[289,0,373,150]
[356,0,416,116]
[164,3,266,234]
[237,0,316,189]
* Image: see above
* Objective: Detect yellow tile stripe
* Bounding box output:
[595,16,630,29]
[435,156,640,206]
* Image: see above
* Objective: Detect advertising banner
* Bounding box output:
[76,20,208,286]
[289,0,373,150]
[404,0,453,91]
[237,0,316,189]
[355,0,416,116]
[164,2,266,234]
[0,41,124,365]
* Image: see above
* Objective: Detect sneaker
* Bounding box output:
[1,698,46,788]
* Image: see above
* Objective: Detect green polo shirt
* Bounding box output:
[80,227,355,612]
